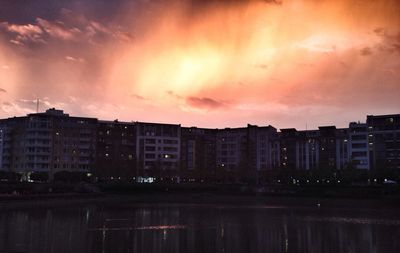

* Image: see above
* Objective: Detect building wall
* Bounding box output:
[0,109,399,182]
[0,109,97,180]
[136,122,181,182]
[367,115,400,171]
[180,127,217,182]
[349,122,369,169]
[95,121,136,180]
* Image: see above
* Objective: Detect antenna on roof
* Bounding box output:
[36,99,39,113]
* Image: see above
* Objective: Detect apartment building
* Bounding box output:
[95,120,136,181]
[180,127,217,182]
[0,108,97,180]
[367,114,400,171]
[348,122,369,170]
[0,108,398,183]
[136,122,181,183]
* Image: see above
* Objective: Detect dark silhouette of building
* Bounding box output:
[367,114,400,173]
[0,108,398,183]
[180,127,217,183]
[0,108,97,181]
[95,120,136,181]
[136,122,181,183]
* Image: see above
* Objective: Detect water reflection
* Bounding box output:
[0,203,399,253]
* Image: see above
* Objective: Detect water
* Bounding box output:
[0,202,400,253]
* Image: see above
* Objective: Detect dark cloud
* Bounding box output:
[186,96,225,110]
[131,94,146,100]
[373,27,385,35]
[264,0,283,5]
[166,90,183,100]
[360,47,372,56]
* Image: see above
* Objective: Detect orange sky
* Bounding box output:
[0,0,399,129]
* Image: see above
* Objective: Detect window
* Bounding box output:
[352,143,367,148]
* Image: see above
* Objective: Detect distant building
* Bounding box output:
[215,125,278,183]
[277,127,348,172]
[367,114,400,171]
[0,108,398,183]
[136,122,181,183]
[0,108,97,180]
[215,127,248,183]
[296,130,320,170]
[247,125,279,183]
[180,127,217,183]
[348,122,369,170]
[95,120,136,181]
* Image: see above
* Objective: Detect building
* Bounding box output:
[136,122,181,183]
[0,108,97,181]
[247,125,279,183]
[348,122,369,170]
[180,127,217,183]
[0,108,398,183]
[367,114,400,173]
[95,120,136,181]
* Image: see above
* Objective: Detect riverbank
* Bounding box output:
[1,191,400,211]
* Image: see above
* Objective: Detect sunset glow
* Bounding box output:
[0,0,399,128]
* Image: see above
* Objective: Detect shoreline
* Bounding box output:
[1,192,400,211]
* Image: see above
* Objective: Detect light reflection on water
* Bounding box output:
[0,203,399,253]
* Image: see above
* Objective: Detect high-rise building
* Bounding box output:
[95,120,136,181]
[180,127,217,183]
[367,114,400,172]
[136,122,181,183]
[0,108,97,180]
[0,108,398,183]
[348,122,369,170]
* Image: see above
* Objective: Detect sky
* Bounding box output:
[0,0,399,129]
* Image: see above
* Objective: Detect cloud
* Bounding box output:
[0,0,399,129]
[166,90,183,100]
[360,47,372,56]
[0,22,45,45]
[186,96,225,110]
[0,88,7,93]
[131,94,146,100]
[9,39,23,45]
[264,0,283,5]
[36,18,80,41]
[0,22,42,36]
[65,55,85,63]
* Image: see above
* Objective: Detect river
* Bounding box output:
[0,201,399,253]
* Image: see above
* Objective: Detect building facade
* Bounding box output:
[136,122,181,183]
[0,108,97,180]
[95,120,136,181]
[180,127,217,183]
[0,108,398,183]
[367,114,400,172]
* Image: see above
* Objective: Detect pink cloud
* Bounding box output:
[186,96,226,110]
[36,18,80,40]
